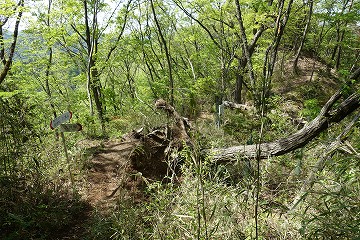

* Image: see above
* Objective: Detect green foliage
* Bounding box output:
[0,93,39,175]
[299,82,322,100]
[0,0,359,239]
[86,201,151,240]
[223,110,260,143]
[300,99,321,120]
[0,90,20,98]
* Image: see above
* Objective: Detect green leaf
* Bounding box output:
[0,90,20,99]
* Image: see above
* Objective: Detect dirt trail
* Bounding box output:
[53,139,149,239]
[80,139,145,212]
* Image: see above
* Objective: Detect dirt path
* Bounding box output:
[80,139,146,212]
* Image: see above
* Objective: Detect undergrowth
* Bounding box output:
[1,98,359,240]
[0,174,90,240]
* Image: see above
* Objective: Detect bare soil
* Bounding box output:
[53,126,177,239]
[50,139,146,239]
[77,134,171,212]
[80,139,145,212]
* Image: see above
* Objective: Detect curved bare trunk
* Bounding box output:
[206,92,359,162]
[205,69,360,162]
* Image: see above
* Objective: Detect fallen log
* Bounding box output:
[205,90,360,162]
[223,101,253,111]
[130,68,360,166]
[205,90,359,162]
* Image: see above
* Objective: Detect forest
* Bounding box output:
[1,0,360,239]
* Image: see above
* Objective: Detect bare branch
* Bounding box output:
[103,0,132,64]
[71,23,87,43]
[234,0,256,88]
[290,110,360,211]
[172,0,221,50]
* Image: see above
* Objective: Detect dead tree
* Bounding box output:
[204,68,360,162]
[155,98,192,149]
[129,99,192,179]
[223,101,253,111]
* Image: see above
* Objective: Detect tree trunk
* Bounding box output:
[234,73,243,103]
[0,0,24,85]
[331,27,340,62]
[234,0,256,91]
[234,25,265,104]
[293,0,313,73]
[223,101,252,111]
[44,0,58,122]
[264,0,293,98]
[335,30,345,70]
[331,0,353,70]
[83,0,105,132]
[150,0,174,106]
[204,69,360,162]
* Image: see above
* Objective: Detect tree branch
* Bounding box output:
[290,110,360,211]
[234,0,256,89]
[0,0,24,85]
[173,0,221,50]
[100,0,132,75]
[71,23,87,43]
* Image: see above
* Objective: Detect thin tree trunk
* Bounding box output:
[331,27,340,62]
[234,72,243,103]
[264,0,294,99]
[143,53,159,99]
[234,0,256,91]
[309,18,326,81]
[86,63,94,115]
[83,0,105,132]
[83,0,94,115]
[0,26,7,65]
[335,30,345,70]
[136,8,159,99]
[125,60,136,99]
[44,3,58,141]
[44,0,57,120]
[234,25,266,104]
[150,0,174,105]
[331,0,353,70]
[45,47,57,118]
[91,63,105,132]
[293,0,313,73]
